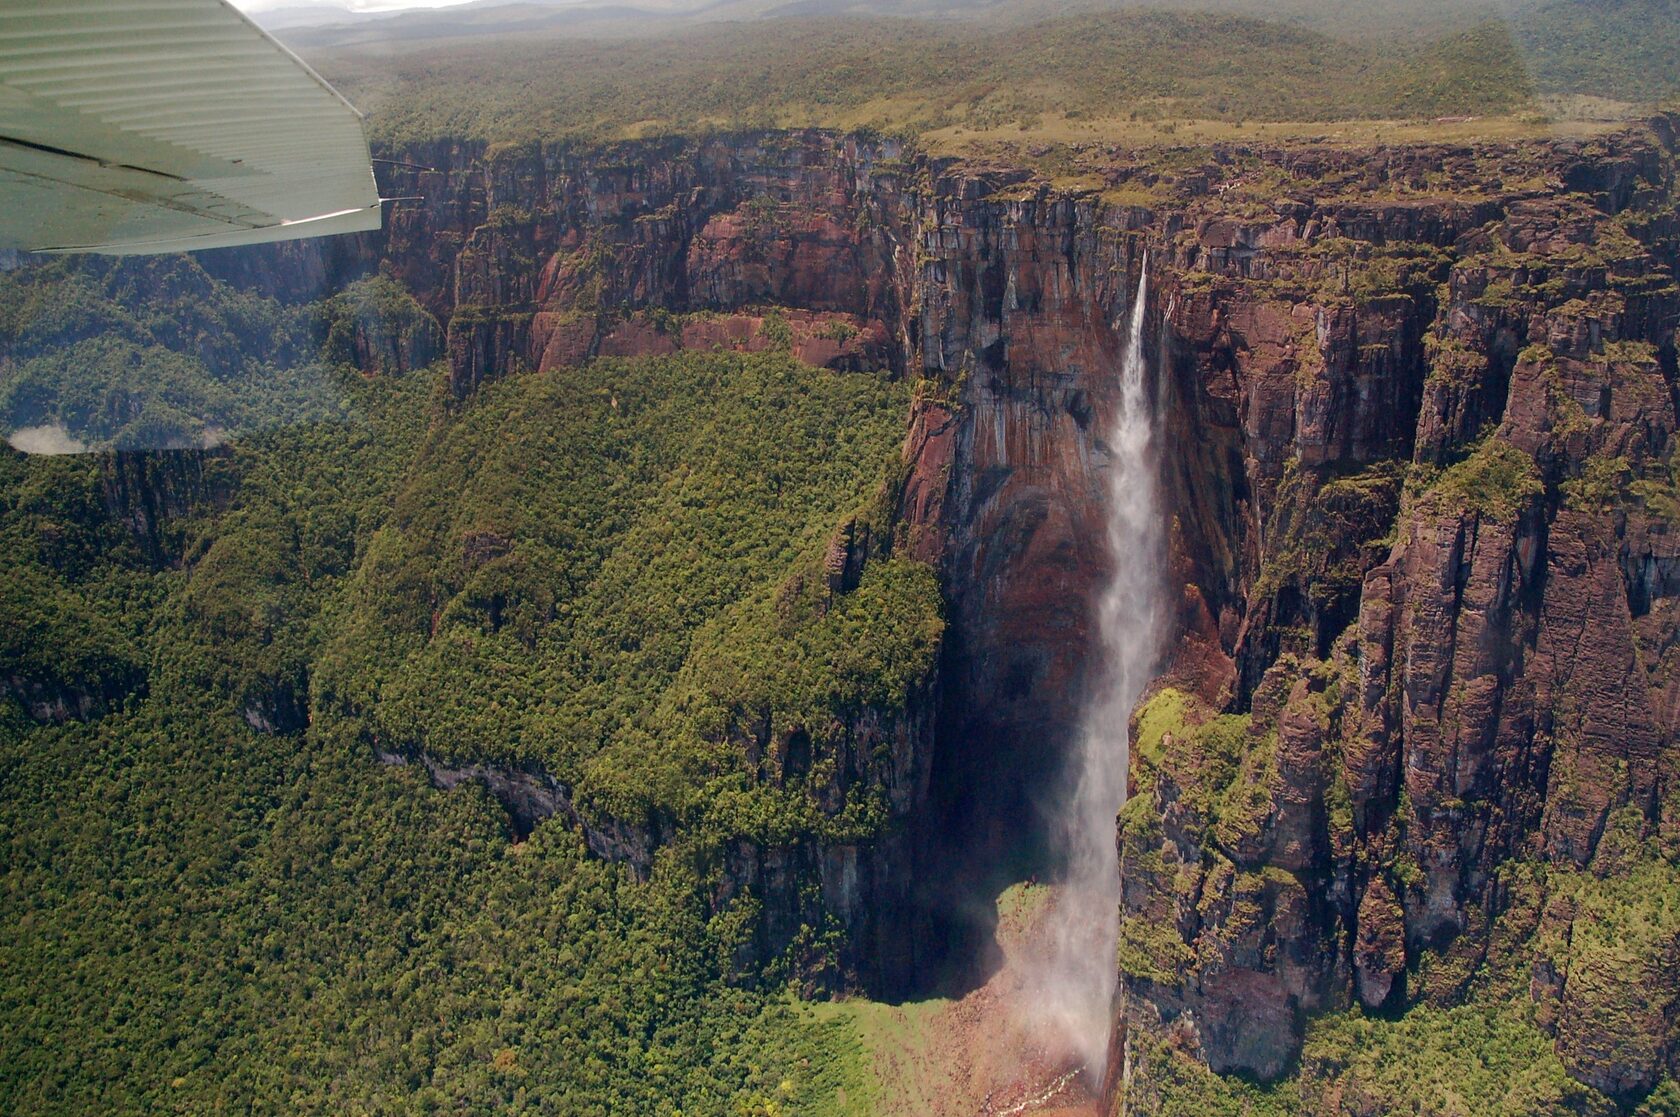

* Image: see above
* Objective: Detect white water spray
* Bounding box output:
[1025,257,1163,1077]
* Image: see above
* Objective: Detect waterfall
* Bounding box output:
[1026,256,1163,1078]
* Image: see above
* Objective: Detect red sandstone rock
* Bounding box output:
[356,118,1680,1097]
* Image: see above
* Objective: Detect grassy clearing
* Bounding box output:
[806,997,954,1117]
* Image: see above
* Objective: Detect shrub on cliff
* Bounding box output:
[1432,435,1545,520]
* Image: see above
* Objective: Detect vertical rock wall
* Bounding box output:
[131,119,1680,1093]
[1108,120,1680,1101]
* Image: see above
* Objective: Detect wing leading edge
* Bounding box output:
[0,0,380,255]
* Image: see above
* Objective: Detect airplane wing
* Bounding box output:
[0,0,381,255]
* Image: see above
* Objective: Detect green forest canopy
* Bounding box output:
[309,1,1680,146]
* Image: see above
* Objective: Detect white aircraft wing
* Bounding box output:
[0,0,381,255]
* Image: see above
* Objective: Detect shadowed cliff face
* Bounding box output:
[155,119,1680,1097]
[907,180,1154,935]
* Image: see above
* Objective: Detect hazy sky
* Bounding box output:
[230,0,479,12]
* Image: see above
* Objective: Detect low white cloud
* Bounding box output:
[7,425,89,456]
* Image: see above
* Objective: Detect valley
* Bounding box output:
[3,13,1680,1106]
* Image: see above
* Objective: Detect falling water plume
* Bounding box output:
[1024,256,1164,1078]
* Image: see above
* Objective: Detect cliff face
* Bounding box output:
[1112,121,1680,1101]
[159,119,1680,1097]
[363,133,914,397]
[98,448,233,568]
[338,134,1151,981]
[2,446,238,725]
[363,135,1157,903]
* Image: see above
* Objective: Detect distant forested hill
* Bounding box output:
[290,0,1680,145]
